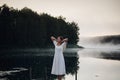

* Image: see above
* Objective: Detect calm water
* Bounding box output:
[66,48,120,80]
[0,48,120,80]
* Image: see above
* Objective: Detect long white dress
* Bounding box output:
[51,40,67,75]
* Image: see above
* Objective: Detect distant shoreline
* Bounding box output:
[0,44,84,50]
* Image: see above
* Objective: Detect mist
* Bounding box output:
[78,36,120,49]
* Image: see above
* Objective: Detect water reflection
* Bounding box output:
[67,48,120,80]
[79,48,120,61]
[0,48,79,80]
[1,48,120,80]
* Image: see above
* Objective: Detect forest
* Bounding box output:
[100,35,120,44]
[0,4,80,48]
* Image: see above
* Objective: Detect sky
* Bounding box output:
[0,0,120,37]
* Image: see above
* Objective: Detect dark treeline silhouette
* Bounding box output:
[100,35,120,44]
[0,4,79,48]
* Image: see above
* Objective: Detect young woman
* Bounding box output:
[51,36,68,80]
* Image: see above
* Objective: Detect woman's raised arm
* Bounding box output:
[62,38,68,42]
[51,36,56,41]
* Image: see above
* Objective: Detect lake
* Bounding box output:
[0,48,120,80]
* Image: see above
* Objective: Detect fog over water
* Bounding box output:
[78,36,120,49]
[66,38,120,80]
[0,36,120,80]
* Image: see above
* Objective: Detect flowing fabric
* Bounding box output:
[51,40,67,75]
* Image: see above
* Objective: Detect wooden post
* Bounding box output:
[45,67,47,80]
[75,71,77,80]
[29,67,32,80]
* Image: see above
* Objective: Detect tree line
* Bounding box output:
[100,35,120,44]
[0,4,79,48]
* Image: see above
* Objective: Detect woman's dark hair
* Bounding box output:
[59,36,64,40]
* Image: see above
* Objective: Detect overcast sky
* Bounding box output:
[0,0,120,37]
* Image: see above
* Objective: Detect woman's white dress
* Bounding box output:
[51,40,67,75]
